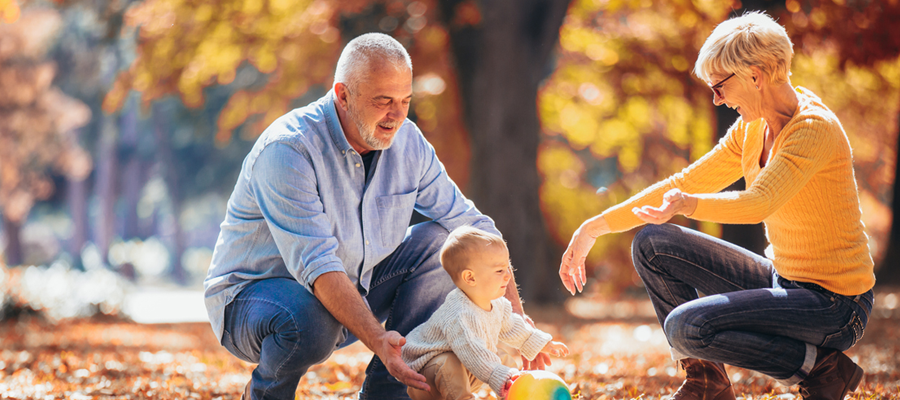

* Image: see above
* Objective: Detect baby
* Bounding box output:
[402,226,569,400]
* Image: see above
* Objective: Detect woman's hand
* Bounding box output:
[559,216,609,295]
[632,188,697,225]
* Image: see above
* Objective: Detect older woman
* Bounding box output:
[559,12,875,400]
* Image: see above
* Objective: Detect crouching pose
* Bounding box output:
[559,12,874,400]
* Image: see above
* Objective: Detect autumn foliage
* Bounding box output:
[103,0,473,181]
[98,0,900,294]
[1,292,900,399]
[0,8,91,229]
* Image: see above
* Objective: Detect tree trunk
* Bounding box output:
[876,107,900,285]
[67,174,89,266]
[2,215,23,266]
[440,0,572,304]
[120,101,143,240]
[152,102,188,284]
[94,113,119,265]
[715,106,767,256]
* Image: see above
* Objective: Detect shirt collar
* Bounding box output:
[323,89,355,155]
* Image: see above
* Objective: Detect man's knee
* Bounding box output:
[229,279,346,372]
[268,322,343,374]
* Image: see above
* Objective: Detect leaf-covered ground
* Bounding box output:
[1,292,899,400]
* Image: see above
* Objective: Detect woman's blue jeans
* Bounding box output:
[631,224,873,385]
[221,222,456,400]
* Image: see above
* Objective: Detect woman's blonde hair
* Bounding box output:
[694,11,794,85]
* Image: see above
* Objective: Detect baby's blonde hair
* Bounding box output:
[440,226,506,282]
[694,11,794,85]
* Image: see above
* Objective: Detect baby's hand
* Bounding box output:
[541,340,569,358]
[500,372,521,399]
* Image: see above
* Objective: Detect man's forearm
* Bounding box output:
[505,268,525,316]
[312,271,385,352]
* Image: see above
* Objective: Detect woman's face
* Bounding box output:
[709,72,763,122]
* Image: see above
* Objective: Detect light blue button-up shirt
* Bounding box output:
[204,91,499,341]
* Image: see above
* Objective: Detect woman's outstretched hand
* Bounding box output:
[632,188,697,225]
[559,216,609,295]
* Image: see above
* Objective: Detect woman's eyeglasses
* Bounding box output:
[711,73,736,98]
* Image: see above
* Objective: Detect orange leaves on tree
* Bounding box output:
[0,0,19,23]
[781,0,900,69]
[114,0,472,187]
[0,9,91,224]
[107,0,343,145]
[407,21,471,186]
[451,0,482,27]
[537,0,731,293]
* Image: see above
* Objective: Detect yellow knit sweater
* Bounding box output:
[601,87,875,296]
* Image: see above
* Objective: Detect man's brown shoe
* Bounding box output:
[799,348,864,400]
[670,358,736,400]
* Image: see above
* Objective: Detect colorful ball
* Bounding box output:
[506,370,572,400]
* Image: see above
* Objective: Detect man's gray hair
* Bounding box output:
[334,33,412,93]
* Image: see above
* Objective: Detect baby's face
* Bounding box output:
[465,244,512,302]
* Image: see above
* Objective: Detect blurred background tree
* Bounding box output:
[102,0,572,301]
[0,0,898,314]
[0,8,91,266]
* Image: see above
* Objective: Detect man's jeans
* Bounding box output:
[632,224,873,385]
[221,222,456,400]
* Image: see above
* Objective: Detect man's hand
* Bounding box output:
[524,352,551,370]
[377,331,430,392]
[632,188,697,225]
[313,272,429,391]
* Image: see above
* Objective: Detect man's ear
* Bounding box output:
[461,269,477,287]
[334,82,350,111]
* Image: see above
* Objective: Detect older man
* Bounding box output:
[204,33,535,400]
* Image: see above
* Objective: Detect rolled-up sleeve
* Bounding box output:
[249,142,345,292]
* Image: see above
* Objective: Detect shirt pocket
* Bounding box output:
[376,191,417,247]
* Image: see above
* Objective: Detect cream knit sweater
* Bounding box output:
[601,87,875,296]
[401,289,552,395]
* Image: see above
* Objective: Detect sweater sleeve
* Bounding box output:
[497,300,552,361]
[600,122,746,232]
[690,118,834,224]
[446,313,517,396]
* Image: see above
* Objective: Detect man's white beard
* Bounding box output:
[348,101,397,150]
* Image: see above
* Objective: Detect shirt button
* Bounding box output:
[342,150,346,154]
[365,240,370,245]
[356,163,361,167]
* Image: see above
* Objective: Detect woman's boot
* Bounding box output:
[798,348,863,400]
[671,358,736,400]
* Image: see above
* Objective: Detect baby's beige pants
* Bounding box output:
[407,345,520,400]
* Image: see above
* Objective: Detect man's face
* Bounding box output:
[343,62,412,152]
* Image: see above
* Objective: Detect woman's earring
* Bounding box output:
[756,85,760,90]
